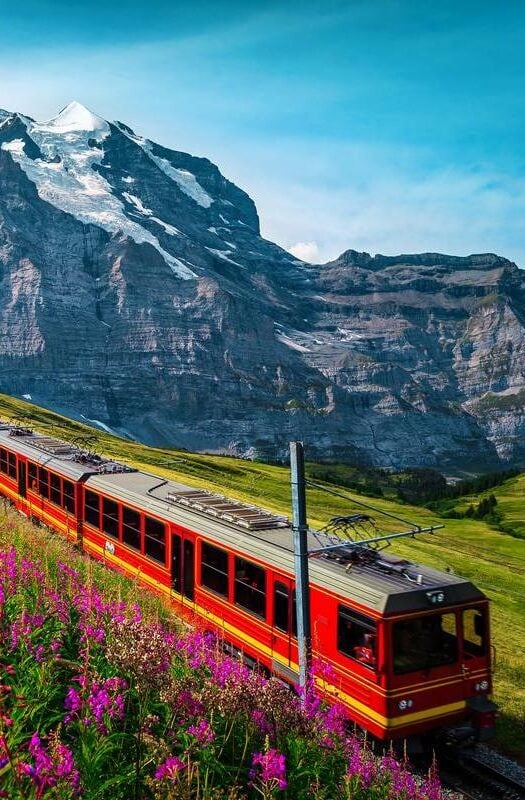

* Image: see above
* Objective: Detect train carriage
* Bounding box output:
[0,422,497,745]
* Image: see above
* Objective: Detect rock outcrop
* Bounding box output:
[0,102,523,471]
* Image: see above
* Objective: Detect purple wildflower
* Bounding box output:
[187,718,215,745]
[250,748,287,791]
[155,755,185,781]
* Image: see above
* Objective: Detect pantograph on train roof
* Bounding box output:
[0,421,135,475]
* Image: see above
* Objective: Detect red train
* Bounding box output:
[0,422,497,746]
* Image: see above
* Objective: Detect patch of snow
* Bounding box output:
[207,226,218,234]
[219,214,230,224]
[223,240,237,249]
[122,193,180,235]
[121,175,134,184]
[150,217,181,236]
[1,139,26,154]
[337,328,363,341]
[2,104,196,280]
[81,415,117,435]
[122,192,153,216]
[140,142,213,207]
[22,393,32,400]
[206,247,243,268]
[276,332,311,353]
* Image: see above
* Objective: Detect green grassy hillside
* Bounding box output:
[452,471,525,539]
[0,394,524,756]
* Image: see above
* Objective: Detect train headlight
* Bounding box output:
[475,680,489,692]
[398,699,414,711]
[426,590,445,605]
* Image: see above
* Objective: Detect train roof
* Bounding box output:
[86,470,485,615]
[0,423,485,614]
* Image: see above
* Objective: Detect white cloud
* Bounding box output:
[250,159,525,267]
[289,241,320,263]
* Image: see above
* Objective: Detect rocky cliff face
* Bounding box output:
[0,102,523,471]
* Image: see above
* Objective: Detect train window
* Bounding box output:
[144,516,166,564]
[234,557,266,619]
[0,448,7,473]
[7,453,17,479]
[38,468,49,499]
[28,462,38,491]
[50,473,61,506]
[201,542,229,597]
[463,608,487,657]
[171,534,181,591]
[338,606,377,669]
[84,490,100,528]
[274,582,297,635]
[102,498,119,539]
[122,506,141,550]
[393,613,457,674]
[63,480,75,514]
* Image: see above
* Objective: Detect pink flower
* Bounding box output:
[155,755,185,781]
[250,748,287,791]
[187,719,215,745]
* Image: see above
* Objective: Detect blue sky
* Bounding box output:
[1,0,524,264]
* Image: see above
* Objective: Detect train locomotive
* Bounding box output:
[0,421,497,746]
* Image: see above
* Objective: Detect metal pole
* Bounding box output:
[290,441,311,691]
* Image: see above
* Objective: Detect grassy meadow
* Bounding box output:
[0,393,523,758]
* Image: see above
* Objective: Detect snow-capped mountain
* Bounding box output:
[0,101,524,471]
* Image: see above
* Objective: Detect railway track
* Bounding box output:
[441,746,525,800]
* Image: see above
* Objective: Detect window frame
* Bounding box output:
[84,489,101,529]
[63,480,76,514]
[462,607,487,658]
[49,472,62,506]
[144,515,166,565]
[28,462,38,492]
[122,505,141,551]
[234,556,267,620]
[200,541,229,598]
[38,467,50,499]
[7,452,17,480]
[392,611,458,675]
[102,496,120,539]
[337,605,377,670]
[273,580,297,636]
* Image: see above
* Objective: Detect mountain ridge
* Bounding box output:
[0,101,523,472]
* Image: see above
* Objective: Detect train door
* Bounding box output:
[18,459,27,499]
[271,576,295,669]
[171,533,195,601]
[183,540,195,600]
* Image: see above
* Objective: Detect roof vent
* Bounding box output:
[165,489,290,531]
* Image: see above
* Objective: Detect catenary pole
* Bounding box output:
[290,441,311,690]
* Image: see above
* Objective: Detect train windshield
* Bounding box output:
[393,612,457,674]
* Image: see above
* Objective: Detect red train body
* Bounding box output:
[0,424,497,744]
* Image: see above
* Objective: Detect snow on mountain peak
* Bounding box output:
[36,101,108,134]
[0,102,196,280]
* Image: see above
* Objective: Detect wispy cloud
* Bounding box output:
[289,241,320,263]
[253,157,525,265]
